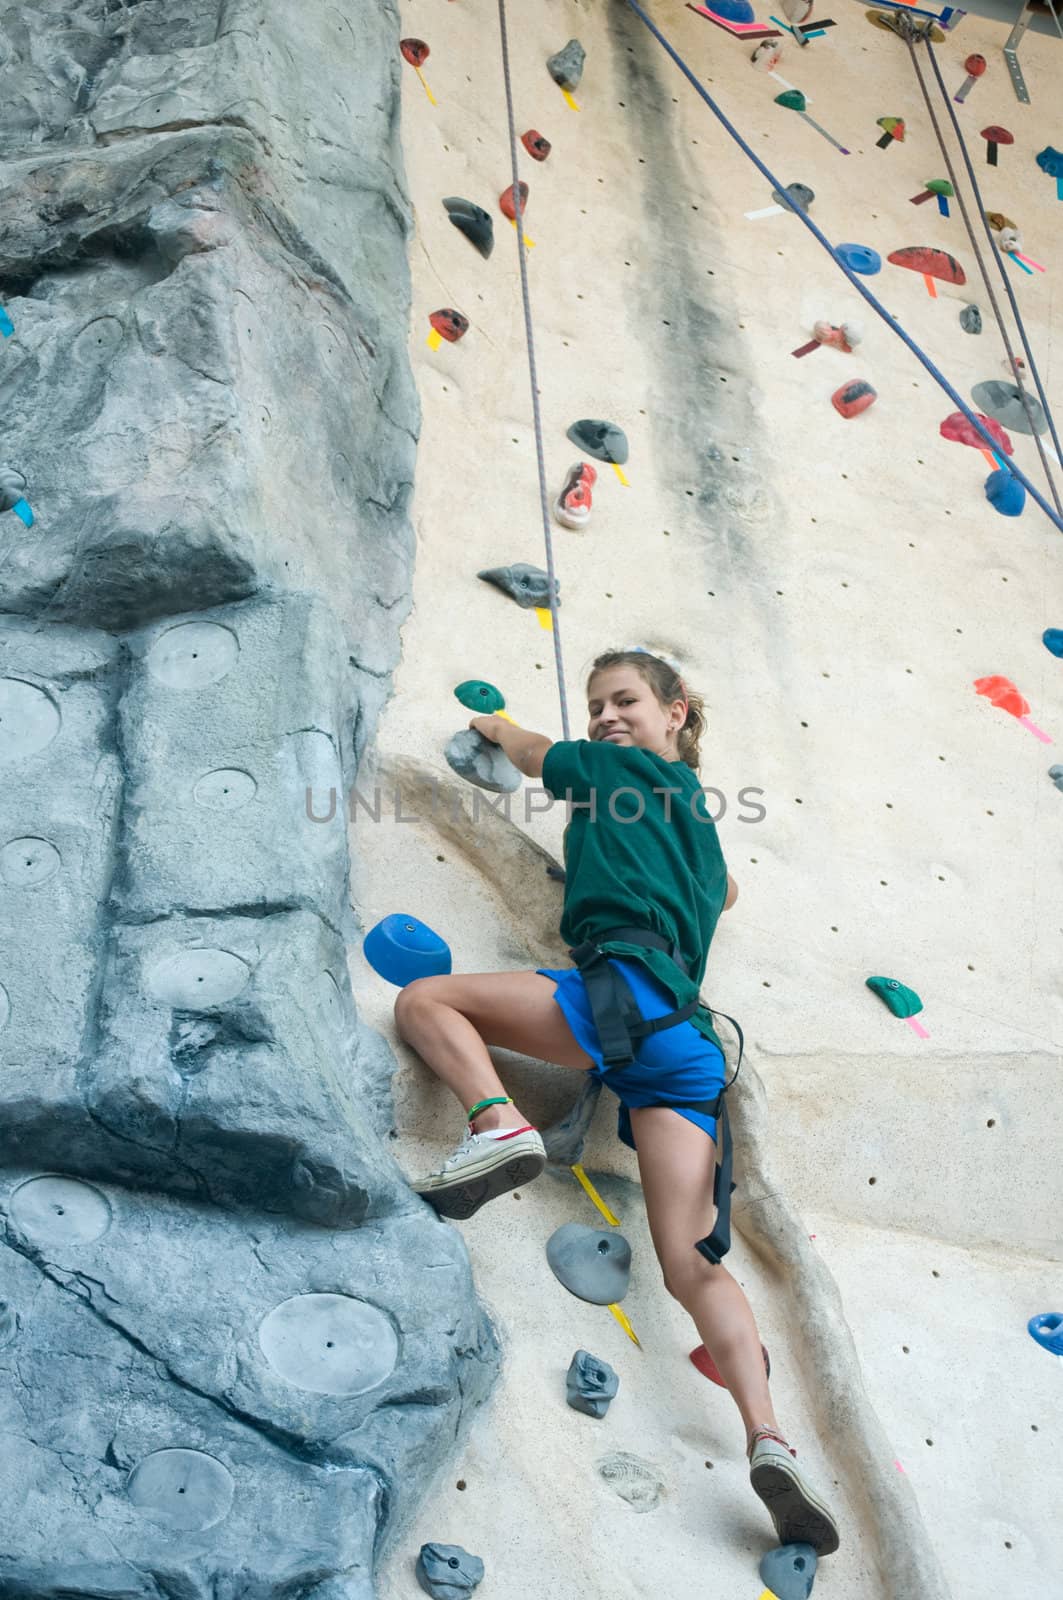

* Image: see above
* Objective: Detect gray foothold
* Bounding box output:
[566,418,629,464]
[477,562,559,609]
[442,197,495,259]
[1049,764,1063,792]
[771,181,815,212]
[126,1448,234,1533]
[444,728,522,793]
[541,1076,602,1165]
[416,1543,485,1598]
[971,379,1047,437]
[566,1348,619,1417]
[547,38,586,91]
[960,304,982,334]
[546,1221,632,1304]
[0,466,28,513]
[595,1451,664,1512]
[759,1542,819,1600]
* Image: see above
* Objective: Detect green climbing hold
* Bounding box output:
[925,179,954,197]
[866,975,923,1018]
[775,89,807,112]
[454,679,505,714]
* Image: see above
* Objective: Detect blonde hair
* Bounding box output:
[587,648,706,772]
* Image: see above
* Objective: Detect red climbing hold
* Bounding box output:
[981,125,1014,166]
[499,182,529,221]
[887,246,966,285]
[400,38,430,67]
[554,461,597,530]
[939,410,1014,455]
[429,308,469,344]
[691,1342,771,1386]
[522,129,552,161]
[974,675,1029,719]
[832,379,877,418]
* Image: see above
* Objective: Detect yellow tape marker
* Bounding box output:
[416,68,437,106]
[611,463,630,487]
[608,1303,641,1347]
[561,89,581,111]
[508,217,535,248]
[426,328,443,352]
[535,606,554,631]
[571,1164,620,1226]
[495,710,515,723]
[759,1591,779,1600]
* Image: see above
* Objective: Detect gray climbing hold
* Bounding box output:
[759,1542,818,1599]
[959,304,982,335]
[971,379,1047,437]
[566,1349,619,1418]
[442,197,494,259]
[0,466,28,512]
[546,1221,632,1305]
[1049,764,1063,793]
[444,728,522,793]
[566,418,629,465]
[477,562,559,609]
[416,1543,485,1598]
[547,39,586,91]
[541,1076,602,1165]
[595,1451,664,1511]
[771,181,815,212]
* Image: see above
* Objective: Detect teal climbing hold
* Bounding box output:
[363,914,452,987]
[0,306,13,337]
[760,1543,818,1599]
[454,679,505,714]
[1043,629,1063,658]
[866,975,923,1018]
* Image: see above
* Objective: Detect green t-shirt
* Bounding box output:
[541,739,729,1054]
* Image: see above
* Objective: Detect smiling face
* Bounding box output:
[586,665,686,761]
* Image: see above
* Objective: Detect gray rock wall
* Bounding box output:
[0,3,497,1593]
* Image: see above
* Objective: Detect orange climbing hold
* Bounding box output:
[522,129,552,161]
[500,181,530,221]
[974,675,1029,719]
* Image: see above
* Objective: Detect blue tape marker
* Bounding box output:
[1057,176,1063,203]
[770,14,827,34]
[13,498,33,528]
[0,306,13,337]
[1008,253,1033,276]
[936,193,950,218]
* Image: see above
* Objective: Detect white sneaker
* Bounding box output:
[412,1125,547,1219]
[748,1428,840,1556]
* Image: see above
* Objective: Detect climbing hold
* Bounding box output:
[363,915,452,987]
[522,129,552,161]
[1049,765,1063,792]
[832,380,876,418]
[770,181,815,212]
[1036,146,1063,201]
[876,116,906,148]
[981,125,1013,167]
[959,304,982,335]
[546,1222,632,1305]
[554,461,597,530]
[478,562,558,609]
[984,469,1026,518]
[774,90,849,156]
[888,246,966,287]
[813,320,862,351]
[0,306,13,337]
[751,39,784,70]
[442,197,494,259]
[429,309,469,344]
[566,1350,620,1418]
[0,467,33,527]
[955,53,986,101]
[705,0,755,18]
[866,976,923,1019]
[910,178,954,205]
[400,38,430,67]
[416,1543,485,1599]
[445,729,522,794]
[541,1077,601,1165]
[998,226,1023,255]
[940,411,1013,455]
[454,680,505,715]
[972,380,1046,438]
[973,675,1030,720]
[782,0,814,22]
[499,181,529,221]
[760,1544,819,1600]
[985,212,1018,234]
[567,418,629,465]
[690,1341,770,1386]
[1028,1314,1063,1356]
[1043,629,1063,658]
[835,243,881,275]
[547,39,586,92]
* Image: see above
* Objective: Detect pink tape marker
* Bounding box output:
[1019,716,1053,743]
[906,1017,930,1039]
[1015,252,1046,272]
[895,1459,906,1474]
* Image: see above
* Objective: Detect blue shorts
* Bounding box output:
[536,958,727,1151]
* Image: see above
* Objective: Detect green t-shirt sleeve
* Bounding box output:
[542,739,607,802]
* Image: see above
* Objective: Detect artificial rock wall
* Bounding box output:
[0,2,496,1593]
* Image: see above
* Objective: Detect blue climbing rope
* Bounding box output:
[619,0,1063,538]
[496,0,573,741]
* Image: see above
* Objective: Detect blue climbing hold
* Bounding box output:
[363,914,452,987]
[1028,1313,1063,1356]
[0,305,13,337]
[705,0,755,18]
[760,1543,818,1600]
[1043,629,1063,658]
[836,242,882,276]
[984,469,1025,518]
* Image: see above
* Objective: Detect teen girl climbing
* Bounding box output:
[394,647,840,1557]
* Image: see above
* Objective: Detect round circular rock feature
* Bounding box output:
[444,729,522,794]
[566,418,629,465]
[258,1292,399,1396]
[0,679,61,762]
[192,768,257,810]
[595,1451,664,1513]
[71,315,124,366]
[0,836,61,887]
[835,242,881,275]
[363,914,452,987]
[126,1448,235,1533]
[9,1176,112,1246]
[0,1301,18,1349]
[145,622,239,689]
[546,1222,632,1305]
[146,948,251,1009]
[960,304,982,335]
[984,468,1025,518]
[832,379,877,419]
[972,380,1046,437]
[760,1542,818,1600]
[416,1543,486,1599]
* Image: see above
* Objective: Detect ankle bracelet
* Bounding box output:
[467,1096,511,1122]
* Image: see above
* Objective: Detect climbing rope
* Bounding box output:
[618,0,1063,538]
[496,0,573,741]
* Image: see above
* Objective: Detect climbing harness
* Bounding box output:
[567,926,743,1264]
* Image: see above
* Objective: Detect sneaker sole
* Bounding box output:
[750,1458,841,1556]
[417,1149,547,1220]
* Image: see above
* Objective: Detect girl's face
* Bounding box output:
[586,666,686,760]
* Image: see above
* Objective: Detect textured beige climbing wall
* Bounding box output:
[359,3,1063,1597]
